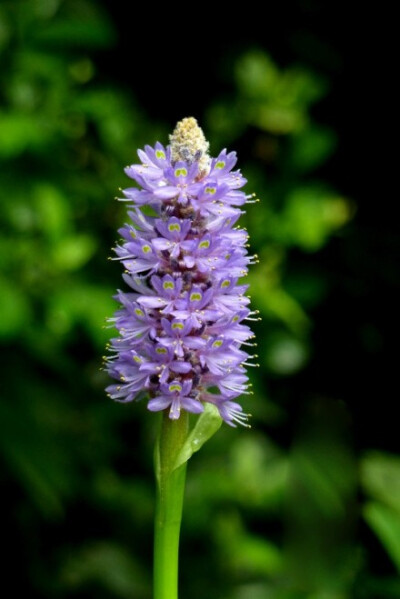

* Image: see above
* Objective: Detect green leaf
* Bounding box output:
[0,113,47,158]
[265,333,309,375]
[247,263,310,335]
[234,51,327,135]
[60,541,147,597]
[279,187,352,251]
[51,234,97,270]
[173,403,222,471]
[361,451,400,516]
[33,183,71,239]
[290,126,337,172]
[215,511,282,576]
[0,277,31,338]
[0,398,68,519]
[46,283,115,345]
[364,501,400,573]
[31,14,116,49]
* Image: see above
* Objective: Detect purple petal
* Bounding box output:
[169,361,192,373]
[181,380,192,395]
[181,397,204,414]
[137,296,168,308]
[183,337,207,349]
[152,238,172,251]
[169,398,181,419]
[153,186,178,200]
[148,396,172,411]
[182,256,195,268]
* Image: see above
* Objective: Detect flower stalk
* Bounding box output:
[154,411,188,599]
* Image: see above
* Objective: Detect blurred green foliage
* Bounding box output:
[0,2,397,598]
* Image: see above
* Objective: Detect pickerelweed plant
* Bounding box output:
[105,117,259,599]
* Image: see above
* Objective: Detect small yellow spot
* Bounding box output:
[169,384,182,392]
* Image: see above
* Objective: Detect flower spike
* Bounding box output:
[106,117,256,427]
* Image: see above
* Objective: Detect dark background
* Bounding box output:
[0,1,398,597]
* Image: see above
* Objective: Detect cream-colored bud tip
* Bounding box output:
[169,117,210,172]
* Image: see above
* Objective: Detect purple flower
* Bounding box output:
[147,380,203,420]
[105,117,258,426]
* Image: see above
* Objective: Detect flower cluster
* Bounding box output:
[105,118,258,426]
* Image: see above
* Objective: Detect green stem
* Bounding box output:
[154,411,189,599]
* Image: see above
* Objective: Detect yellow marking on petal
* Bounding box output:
[175,167,188,177]
[205,186,216,195]
[212,340,223,348]
[215,161,225,169]
[172,322,184,330]
[156,150,166,159]
[199,240,210,249]
[163,281,175,289]
[168,223,181,232]
[135,308,144,316]
[221,279,230,288]
[142,245,151,253]
[156,347,167,354]
[133,356,142,363]
[169,384,182,392]
[190,292,202,302]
